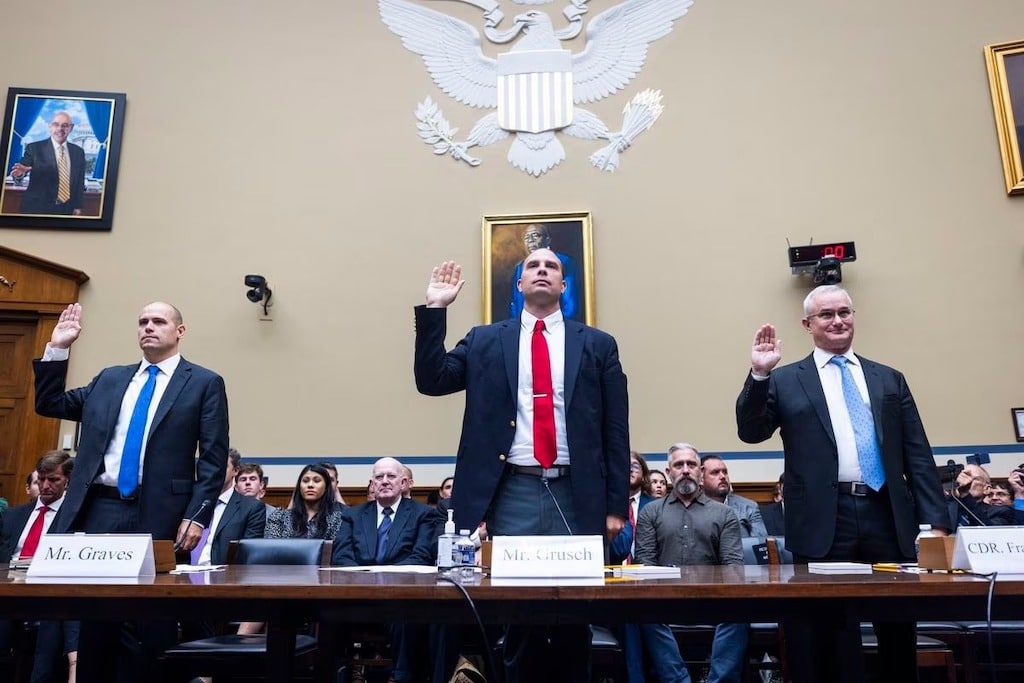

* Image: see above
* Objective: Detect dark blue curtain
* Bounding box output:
[9,97,46,164]
[83,100,113,180]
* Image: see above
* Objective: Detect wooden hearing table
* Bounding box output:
[3,564,1022,681]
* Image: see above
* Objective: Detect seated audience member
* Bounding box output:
[332,458,440,683]
[950,464,1014,527]
[649,470,669,498]
[986,481,1013,507]
[366,479,377,502]
[400,465,414,499]
[610,451,654,565]
[26,470,41,499]
[265,463,345,539]
[192,448,266,566]
[759,473,785,536]
[635,443,744,683]
[235,462,276,518]
[0,451,79,683]
[438,476,454,501]
[1008,467,1024,523]
[318,461,347,504]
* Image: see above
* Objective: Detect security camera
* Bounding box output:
[244,274,265,288]
[243,274,272,313]
[813,256,842,285]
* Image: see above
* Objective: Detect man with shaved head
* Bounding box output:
[33,301,228,682]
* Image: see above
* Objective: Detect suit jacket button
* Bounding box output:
[509,420,515,427]
[498,454,506,461]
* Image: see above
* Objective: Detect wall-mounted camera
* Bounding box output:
[788,241,857,285]
[244,274,272,316]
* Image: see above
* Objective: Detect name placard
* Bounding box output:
[951,526,1024,574]
[490,535,604,578]
[27,533,156,578]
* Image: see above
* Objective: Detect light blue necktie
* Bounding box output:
[829,356,885,490]
[376,507,393,563]
[118,365,160,497]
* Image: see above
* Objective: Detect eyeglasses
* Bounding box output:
[49,123,73,130]
[807,308,854,322]
[629,462,643,472]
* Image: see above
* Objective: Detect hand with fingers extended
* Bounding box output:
[426,261,465,308]
[51,303,83,350]
[751,324,782,376]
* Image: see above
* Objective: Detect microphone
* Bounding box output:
[173,499,211,551]
[952,493,988,528]
[540,477,574,535]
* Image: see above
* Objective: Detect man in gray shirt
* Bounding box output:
[637,443,744,683]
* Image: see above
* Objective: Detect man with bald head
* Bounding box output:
[9,111,87,215]
[33,301,228,682]
[415,250,629,682]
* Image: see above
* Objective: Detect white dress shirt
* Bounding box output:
[813,347,871,483]
[13,494,65,559]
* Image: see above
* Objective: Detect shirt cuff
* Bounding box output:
[750,371,770,382]
[42,344,70,361]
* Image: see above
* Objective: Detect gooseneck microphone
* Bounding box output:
[945,461,988,527]
[173,499,211,551]
[541,477,574,535]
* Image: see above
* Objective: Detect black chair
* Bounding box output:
[159,539,329,683]
[861,623,957,683]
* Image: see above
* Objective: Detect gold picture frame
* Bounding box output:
[482,211,595,325]
[985,40,1024,195]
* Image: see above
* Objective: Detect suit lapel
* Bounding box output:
[795,353,837,447]
[104,365,139,440]
[563,321,584,408]
[858,355,886,447]
[151,359,191,435]
[362,503,379,562]
[384,502,414,560]
[214,495,238,542]
[501,319,520,397]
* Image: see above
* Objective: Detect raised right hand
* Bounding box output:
[751,324,782,376]
[51,303,83,349]
[425,261,465,308]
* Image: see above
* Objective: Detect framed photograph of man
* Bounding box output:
[1012,407,1024,442]
[482,211,595,325]
[0,87,126,230]
[985,40,1024,195]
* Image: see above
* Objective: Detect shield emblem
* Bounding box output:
[497,49,574,134]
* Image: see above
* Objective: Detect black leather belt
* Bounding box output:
[506,464,571,479]
[90,485,140,501]
[836,481,880,497]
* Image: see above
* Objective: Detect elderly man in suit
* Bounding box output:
[34,301,228,683]
[332,457,437,682]
[414,254,630,682]
[736,285,948,683]
[9,111,87,216]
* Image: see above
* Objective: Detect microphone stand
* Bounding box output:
[173,499,211,552]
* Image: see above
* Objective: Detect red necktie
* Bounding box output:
[626,498,636,564]
[532,319,556,468]
[19,504,50,560]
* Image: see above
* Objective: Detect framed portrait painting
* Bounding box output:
[482,211,595,325]
[0,87,126,230]
[985,41,1024,195]
[1013,407,1024,442]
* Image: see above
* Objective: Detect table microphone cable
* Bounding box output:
[437,574,500,683]
[961,569,1000,683]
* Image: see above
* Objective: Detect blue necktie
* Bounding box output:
[376,507,393,563]
[829,356,885,490]
[118,365,160,497]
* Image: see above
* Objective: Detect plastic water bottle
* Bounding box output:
[456,529,476,580]
[915,523,935,563]
[437,509,457,575]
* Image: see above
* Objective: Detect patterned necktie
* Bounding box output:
[19,505,50,560]
[376,507,394,563]
[829,356,885,490]
[119,365,161,497]
[531,319,556,468]
[57,145,70,203]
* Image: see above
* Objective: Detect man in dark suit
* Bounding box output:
[758,474,786,536]
[33,301,228,683]
[332,457,437,682]
[736,285,948,683]
[9,111,87,216]
[194,448,266,567]
[414,254,630,683]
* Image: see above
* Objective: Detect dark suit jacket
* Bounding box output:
[0,501,34,564]
[413,306,630,536]
[209,491,267,564]
[34,357,229,539]
[736,352,947,559]
[331,499,436,566]
[17,139,86,213]
[609,493,655,564]
[759,501,786,537]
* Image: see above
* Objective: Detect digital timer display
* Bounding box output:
[788,242,857,268]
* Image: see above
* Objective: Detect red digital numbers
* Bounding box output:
[822,245,845,259]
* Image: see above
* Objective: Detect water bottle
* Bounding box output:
[914,523,935,563]
[437,509,457,575]
[456,529,476,580]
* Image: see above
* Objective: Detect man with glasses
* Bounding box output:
[736,284,948,683]
[9,111,86,216]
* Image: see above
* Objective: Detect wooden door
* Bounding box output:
[0,320,37,503]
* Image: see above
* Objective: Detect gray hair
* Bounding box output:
[802,285,853,317]
[668,442,700,457]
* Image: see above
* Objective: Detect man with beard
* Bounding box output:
[633,443,743,683]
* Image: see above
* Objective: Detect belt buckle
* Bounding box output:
[850,481,868,496]
[540,468,558,479]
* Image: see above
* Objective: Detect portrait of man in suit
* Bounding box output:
[8,111,87,216]
[33,301,229,683]
[736,284,948,683]
[414,251,630,682]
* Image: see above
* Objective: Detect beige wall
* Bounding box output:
[3,1,1024,483]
